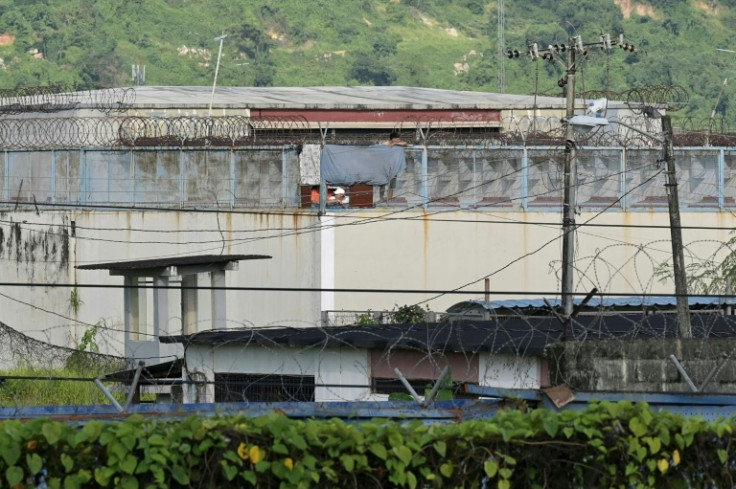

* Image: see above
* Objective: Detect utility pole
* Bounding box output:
[561,41,577,318]
[508,34,636,319]
[613,117,691,338]
[662,115,692,338]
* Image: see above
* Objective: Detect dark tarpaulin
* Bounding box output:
[320,144,406,186]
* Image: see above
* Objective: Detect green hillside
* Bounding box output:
[0,0,734,119]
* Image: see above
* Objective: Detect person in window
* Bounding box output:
[384,131,408,147]
[328,187,350,206]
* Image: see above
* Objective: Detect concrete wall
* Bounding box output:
[546,338,736,393]
[479,352,541,389]
[0,210,322,364]
[2,206,735,364]
[186,343,374,403]
[327,210,735,313]
[3,144,736,366]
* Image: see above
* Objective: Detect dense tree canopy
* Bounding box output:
[0,0,731,119]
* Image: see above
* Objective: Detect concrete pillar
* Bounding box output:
[182,274,198,335]
[211,270,226,329]
[124,276,145,341]
[153,276,170,337]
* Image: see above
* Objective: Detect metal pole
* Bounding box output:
[422,365,451,407]
[394,368,423,405]
[208,34,227,117]
[668,355,698,392]
[662,115,692,338]
[93,379,124,412]
[123,361,145,412]
[561,40,577,318]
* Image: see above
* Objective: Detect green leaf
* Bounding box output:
[369,443,387,460]
[148,434,166,446]
[221,462,238,481]
[120,454,137,475]
[120,474,139,489]
[27,453,43,475]
[42,422,63,445]
[498,480,510,489]
[340,454,355,471]
[1,442,20,466]
[240,470,257,485]
[61,453,74,473]
[94,466,115,486]
[64,474,81,489]
[272,442,289,454]
[718,449,728,464]
[484,460,498,478]
[543,418,559,437]
[629,417,647,437]
[439,462,454,478]
[6,466,23,486]
[433,440,447,457]
[171,464,189,485]
[406,470,417,489]
[120,435,137,451]
[393,445,412,466]
[645,437,661,455]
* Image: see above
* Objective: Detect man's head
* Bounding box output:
[335,187,345,195]
[389,132,400,140]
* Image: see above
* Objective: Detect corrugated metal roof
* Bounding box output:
[71,86,585,111]
[161,313,736,356]
[448,296,733,312]
[76,254,270,270]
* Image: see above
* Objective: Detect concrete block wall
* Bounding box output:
[546,338,736,393]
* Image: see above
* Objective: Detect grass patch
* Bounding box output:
[0,365,125,407]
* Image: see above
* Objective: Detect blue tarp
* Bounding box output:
[320,144,406,186]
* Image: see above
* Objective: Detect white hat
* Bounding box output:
[335,187,345,195]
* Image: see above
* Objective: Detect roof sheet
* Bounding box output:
[76,254,271,270]
[76,86,577,111]
[161,313,736,356]
[448,296,734,312]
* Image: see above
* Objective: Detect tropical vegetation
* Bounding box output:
[0,401,733,488]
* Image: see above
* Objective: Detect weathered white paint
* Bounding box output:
[186,343,377,402]
[183,343,541,402]
[1,208,735,368]
[320,217,336,312]
[478,352,541,389]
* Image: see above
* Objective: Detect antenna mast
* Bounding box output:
[497,0,505,93]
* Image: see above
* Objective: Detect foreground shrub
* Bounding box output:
[0,401,733,488]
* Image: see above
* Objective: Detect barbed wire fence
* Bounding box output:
[3,83,736,412]
[1,232,736,413]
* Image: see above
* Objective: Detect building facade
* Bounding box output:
[0,86,733,369]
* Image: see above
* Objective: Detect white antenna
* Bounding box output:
[497,0,505,93]
[209,34,228,117]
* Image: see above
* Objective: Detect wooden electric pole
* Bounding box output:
[662,115,692,338]
[561,43,577,318]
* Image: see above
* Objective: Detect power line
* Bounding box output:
[0,281,731,298]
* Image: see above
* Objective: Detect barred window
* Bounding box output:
[214,373,315,402]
